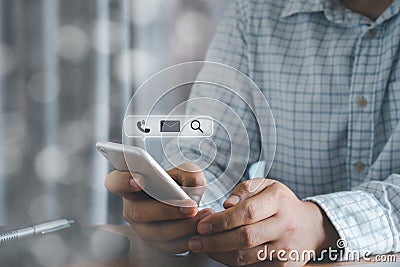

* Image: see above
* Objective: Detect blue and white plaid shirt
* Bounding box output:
[162,0,400,257]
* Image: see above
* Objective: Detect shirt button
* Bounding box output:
[357,97,368,108]
[355,162,366,172]
[368,29,377,38]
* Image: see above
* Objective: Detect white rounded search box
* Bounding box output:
[123,115,213,138]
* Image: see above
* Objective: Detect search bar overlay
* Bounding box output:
[123,115,213,138]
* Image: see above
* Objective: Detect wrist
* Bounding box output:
[304,201,339,253]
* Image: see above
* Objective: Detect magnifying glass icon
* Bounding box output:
[191,120,204,133]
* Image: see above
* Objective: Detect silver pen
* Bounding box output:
[0,219,75,243]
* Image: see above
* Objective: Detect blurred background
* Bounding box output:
[0,0,229,225]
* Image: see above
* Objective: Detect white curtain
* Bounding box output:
[0,0,229,225]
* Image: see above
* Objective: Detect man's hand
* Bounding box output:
[188,178,339,266]
[104,163,213,254]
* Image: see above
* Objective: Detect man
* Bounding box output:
[105,0,400,266]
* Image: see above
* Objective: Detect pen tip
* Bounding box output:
[68,220,75,225]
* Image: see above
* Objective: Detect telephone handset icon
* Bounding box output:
[137,120,151,133]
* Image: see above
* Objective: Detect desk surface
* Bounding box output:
[66,225,399,267]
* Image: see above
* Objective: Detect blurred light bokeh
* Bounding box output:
[0,0,229,225]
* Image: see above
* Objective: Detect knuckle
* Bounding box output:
[285,216,297,233]
[274,182,285,195]
[269,185,282,202]
[220,215,231,230]
[270,183,280,195]
[239,225,256,248]
[243,201,257,222]
[240,180,252,192]
[232,250,248,266]
[192,174,206,186]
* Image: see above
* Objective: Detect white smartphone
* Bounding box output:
[96,141,190,201]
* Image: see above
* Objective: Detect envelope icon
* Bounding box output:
[160,120,180,133]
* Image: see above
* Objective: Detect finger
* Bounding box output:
[197,183,279,234]
[224,178,275,208]
[167,163,207,204]
[206,243,274,267]
[190,216,283,252]
[123,197,198,223]
[182,186,206,205]
[123,190,149,201]
[167,163,207,187]
[104,170,145,195]
[148,236,192,255]
[131,209,214,242]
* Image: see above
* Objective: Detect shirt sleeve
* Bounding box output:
[305,173,400,259]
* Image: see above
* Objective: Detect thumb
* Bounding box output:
[223,178,275,209]
[167,163,207,204]
[167,163,206,187]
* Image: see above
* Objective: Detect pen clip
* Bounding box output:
[40,224,70,234]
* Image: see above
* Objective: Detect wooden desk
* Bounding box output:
[66,225,399,267]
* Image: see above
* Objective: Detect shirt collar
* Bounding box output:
[376,0,400,25]
[281,0,326,18]
[281,0,400,26]
[280,0,353,25]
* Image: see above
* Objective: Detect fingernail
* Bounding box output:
[226,195,240,205]
[180,206,195,215]
[198,223,213,234]
[189,237,202,252]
